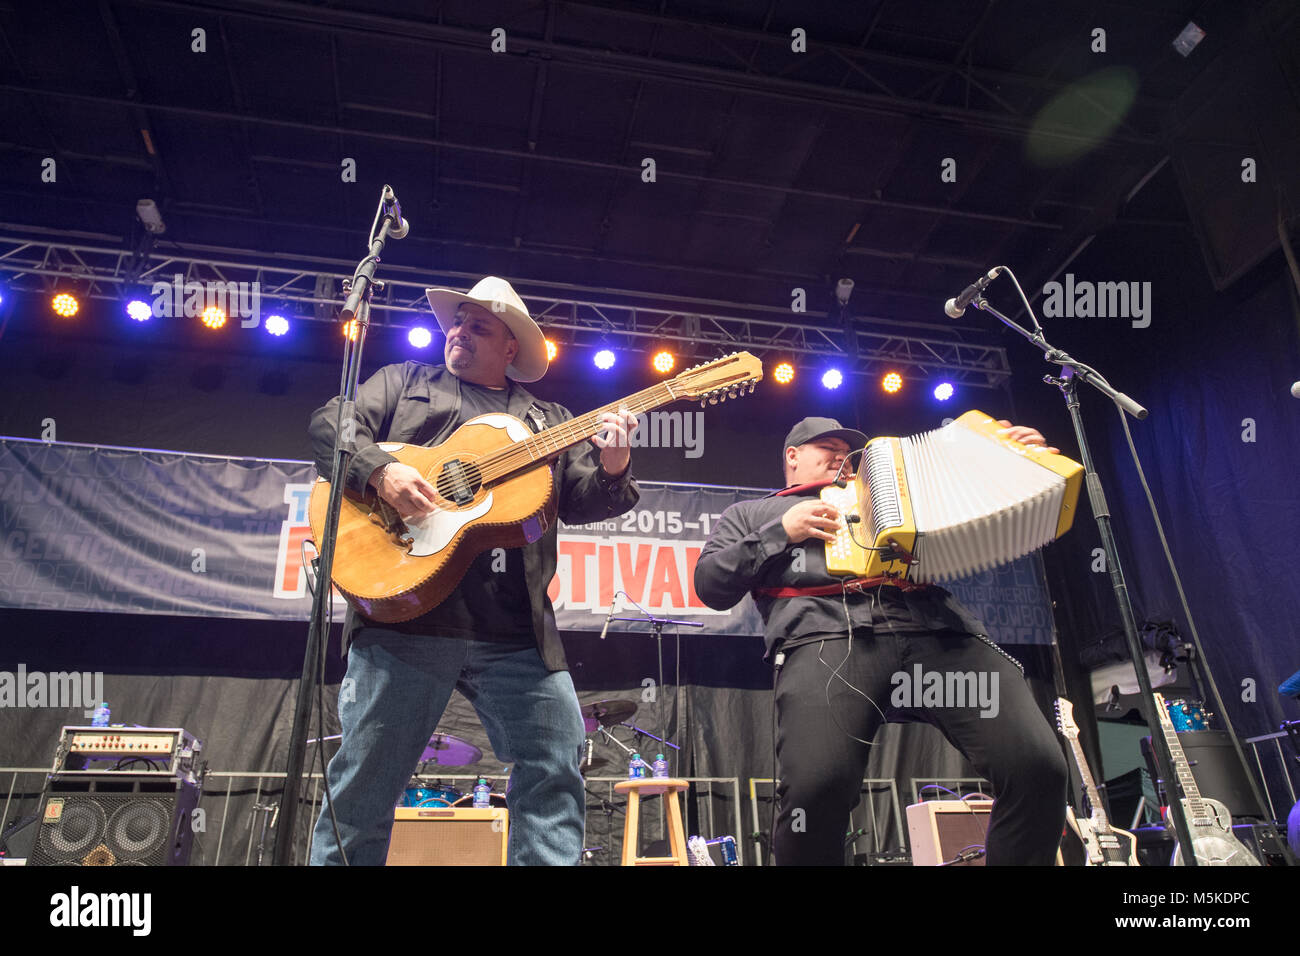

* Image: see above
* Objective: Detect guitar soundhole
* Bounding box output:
[436,458,483,507]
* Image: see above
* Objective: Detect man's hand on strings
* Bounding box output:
[372,462,439,517]
[592,408,639,477]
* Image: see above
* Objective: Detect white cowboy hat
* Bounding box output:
[423,276,548,382]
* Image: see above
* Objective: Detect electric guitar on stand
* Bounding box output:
[1153,692,1261,866]
[1055,697,1139,866]
[310,352,763,623]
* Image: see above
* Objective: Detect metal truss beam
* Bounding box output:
[0,232,1011,389]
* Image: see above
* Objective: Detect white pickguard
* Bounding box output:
[380,415,533,558]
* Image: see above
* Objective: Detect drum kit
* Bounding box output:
[395,696,669,809]
[1162,697,1211,732]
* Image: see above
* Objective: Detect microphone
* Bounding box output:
[944,267,1003,318]
[381,185,410,239]
[599,594,623,640]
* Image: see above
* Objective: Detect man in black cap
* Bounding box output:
[694,417,1068,865]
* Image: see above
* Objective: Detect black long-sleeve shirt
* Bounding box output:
[309,360,639,670]
[693,485,988,658]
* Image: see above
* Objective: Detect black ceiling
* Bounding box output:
[0,0,1292,322]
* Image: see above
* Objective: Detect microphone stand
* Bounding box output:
[273,187,403,865]
[604,595,703,765]
[968,278,1200,866]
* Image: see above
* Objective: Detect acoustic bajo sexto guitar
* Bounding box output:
[309,351,763,623]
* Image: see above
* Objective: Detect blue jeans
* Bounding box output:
[308,628,587,866]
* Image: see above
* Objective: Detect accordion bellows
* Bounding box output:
[823,410,1084,582]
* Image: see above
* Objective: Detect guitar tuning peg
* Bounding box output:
[708,394,718,405]
[748,382,756,393]
[699,399,706,409]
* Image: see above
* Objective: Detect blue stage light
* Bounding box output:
[408,326,432,349]
[934,382,955,401]
[265,315,289,337]
[126,299,153,322]
[821,369,843,390]
[594,349,616,370]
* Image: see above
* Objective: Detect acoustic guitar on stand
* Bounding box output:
[309,351,763,623]
[1153,692,1260,866]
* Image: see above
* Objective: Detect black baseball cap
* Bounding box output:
[783,416,868,452]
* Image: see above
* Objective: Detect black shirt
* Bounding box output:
[693,485,989,658]
[386,379,535,643]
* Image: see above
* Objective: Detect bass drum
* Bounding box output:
[398,784,462,808]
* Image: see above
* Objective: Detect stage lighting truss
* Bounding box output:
[0,233,1011,390]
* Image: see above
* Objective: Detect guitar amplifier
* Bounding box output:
[906,799,993,866]
[28,776,200,866]
[1140,731,1266,819]
[385,807,509,866]
[1232,823,1297,866]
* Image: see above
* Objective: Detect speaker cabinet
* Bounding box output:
[906,799,994,866]
[29,777,200,866]
[385,807,509,866]
[1141,731,1266,820]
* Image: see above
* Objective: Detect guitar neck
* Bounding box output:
[1065,735,1113,831]
[1153,693,1206,819]
[478,381,682,484]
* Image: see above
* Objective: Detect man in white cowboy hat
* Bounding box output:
[307,276,640,866]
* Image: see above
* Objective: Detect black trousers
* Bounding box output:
[773,630,1068,865]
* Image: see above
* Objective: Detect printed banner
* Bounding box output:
[0,438,1056,643]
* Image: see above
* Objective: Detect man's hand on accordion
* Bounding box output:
[781,500,842,544]
[996,420,1060,456]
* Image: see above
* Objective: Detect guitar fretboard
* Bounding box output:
[1064,734,1112,831]
[477,380,682,483]
[1154,693,1207,821]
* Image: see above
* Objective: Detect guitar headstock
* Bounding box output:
[670,351,763,406]
[1055,697,1080,739]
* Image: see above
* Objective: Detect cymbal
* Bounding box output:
[419,732,482,766]
[580,699,637,733]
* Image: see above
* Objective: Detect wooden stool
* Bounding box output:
[614,778,690,866]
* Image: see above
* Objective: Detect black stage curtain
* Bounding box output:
[1,608,1063,865]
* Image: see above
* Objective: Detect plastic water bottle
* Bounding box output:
[628,753,646,779]
[91,702,110,727]
[652,754,669,778]
[472,778,491,808]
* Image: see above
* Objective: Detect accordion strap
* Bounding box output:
[757,575,931,599]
